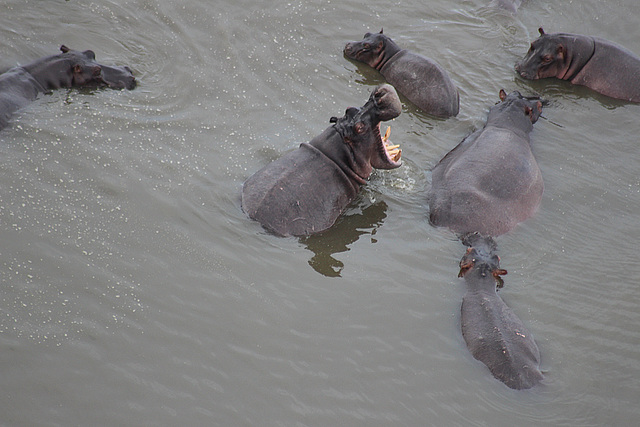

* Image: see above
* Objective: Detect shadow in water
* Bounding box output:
[300,198,388,277]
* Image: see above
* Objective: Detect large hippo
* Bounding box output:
[0,45,136,131]
[428,90,544,237]
[515,28,640,102]
[242,84,402,237]
[344,30,459,118]
[458,233,543,390]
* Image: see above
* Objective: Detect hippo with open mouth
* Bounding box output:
[242,84,402,237]
[0,45,136,131]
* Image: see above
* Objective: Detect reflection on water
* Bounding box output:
[301,198,387,277]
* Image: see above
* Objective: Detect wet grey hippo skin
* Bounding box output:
[515,28,640,102]
[458,233,543,390]
[242,84,402,237]
[428,90,544,237]
[344,30,459,118]
[0,45,136,131]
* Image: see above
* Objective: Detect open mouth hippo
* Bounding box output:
[458,233,543,390]
[428,90,544,237]
[515,28,640,103]
[0,45,136,131]
[344,30,459,118]
[242,84,402,237]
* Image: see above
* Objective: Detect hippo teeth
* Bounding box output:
[382,126,401,162]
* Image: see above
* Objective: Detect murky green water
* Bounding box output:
[1,0,639,425]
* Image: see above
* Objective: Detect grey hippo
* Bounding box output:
[344,30,459,118]
[0,45,136,131]
[458,233,543,390]
[516,28,640,102]
[242,84,402,237]
[428,90,544,389]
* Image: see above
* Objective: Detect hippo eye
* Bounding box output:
[541,54,553,64]
[354,122,366,134]
[363,43,371,50]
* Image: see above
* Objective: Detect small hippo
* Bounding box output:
[0,45,136,131]
[428,90,544,237]
[458,233,543,390]
[242,84,402,237]
[344,30,459,118]
[515,28,640,102]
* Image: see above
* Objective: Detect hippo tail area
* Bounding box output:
[241,144,357,237]
[457,232,543,390]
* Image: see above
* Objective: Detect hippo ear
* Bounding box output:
[379,28,383,34]
[524,106,532,116]
[538,27,545,36]
[329,116,338,123]
[556,44,565,58]
[499,89,507,101]
[83,50,97,60]
[536,101,543,113]
[60,45,70,53]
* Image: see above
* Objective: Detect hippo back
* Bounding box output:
[461,284,543,390]
[429,125,543,237]
[0,67,44,130]
[242,143,359,236]
[380,50,459,117]
[571,37,640,102]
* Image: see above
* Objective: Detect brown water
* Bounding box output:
[1,0,639,425]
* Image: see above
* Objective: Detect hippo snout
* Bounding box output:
[514,62,536,80]
[343,43,354,57]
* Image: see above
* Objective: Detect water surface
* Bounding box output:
[1,0,639,425]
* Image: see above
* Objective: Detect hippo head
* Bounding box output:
[458,233,507,289]
[58,46,136,90]
[344,29,395,69]
[488,89,543,132]
[515,27,569,80]
[326,84,402,181]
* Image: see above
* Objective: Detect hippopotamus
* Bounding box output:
[0,45,135,131]
[428,90,544,237]
[344,30,459,118]
[515,28,640,103]
[458,233,543,390]
[242,84,402,237]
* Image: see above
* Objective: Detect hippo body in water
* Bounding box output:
[516,28,640,102]
[242,84,402,237]
[458,234,543,390]
[428,90,544,237]
[0,45,135,131]
[428,90,544,389]
[344,30,459,118]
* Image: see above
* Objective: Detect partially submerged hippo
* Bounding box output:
[242,84,402,237]
[344,30,459,118]
[428,90,544,237]
[458,233,543,390]
[515,28,640,102]
[0,45,136,131]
